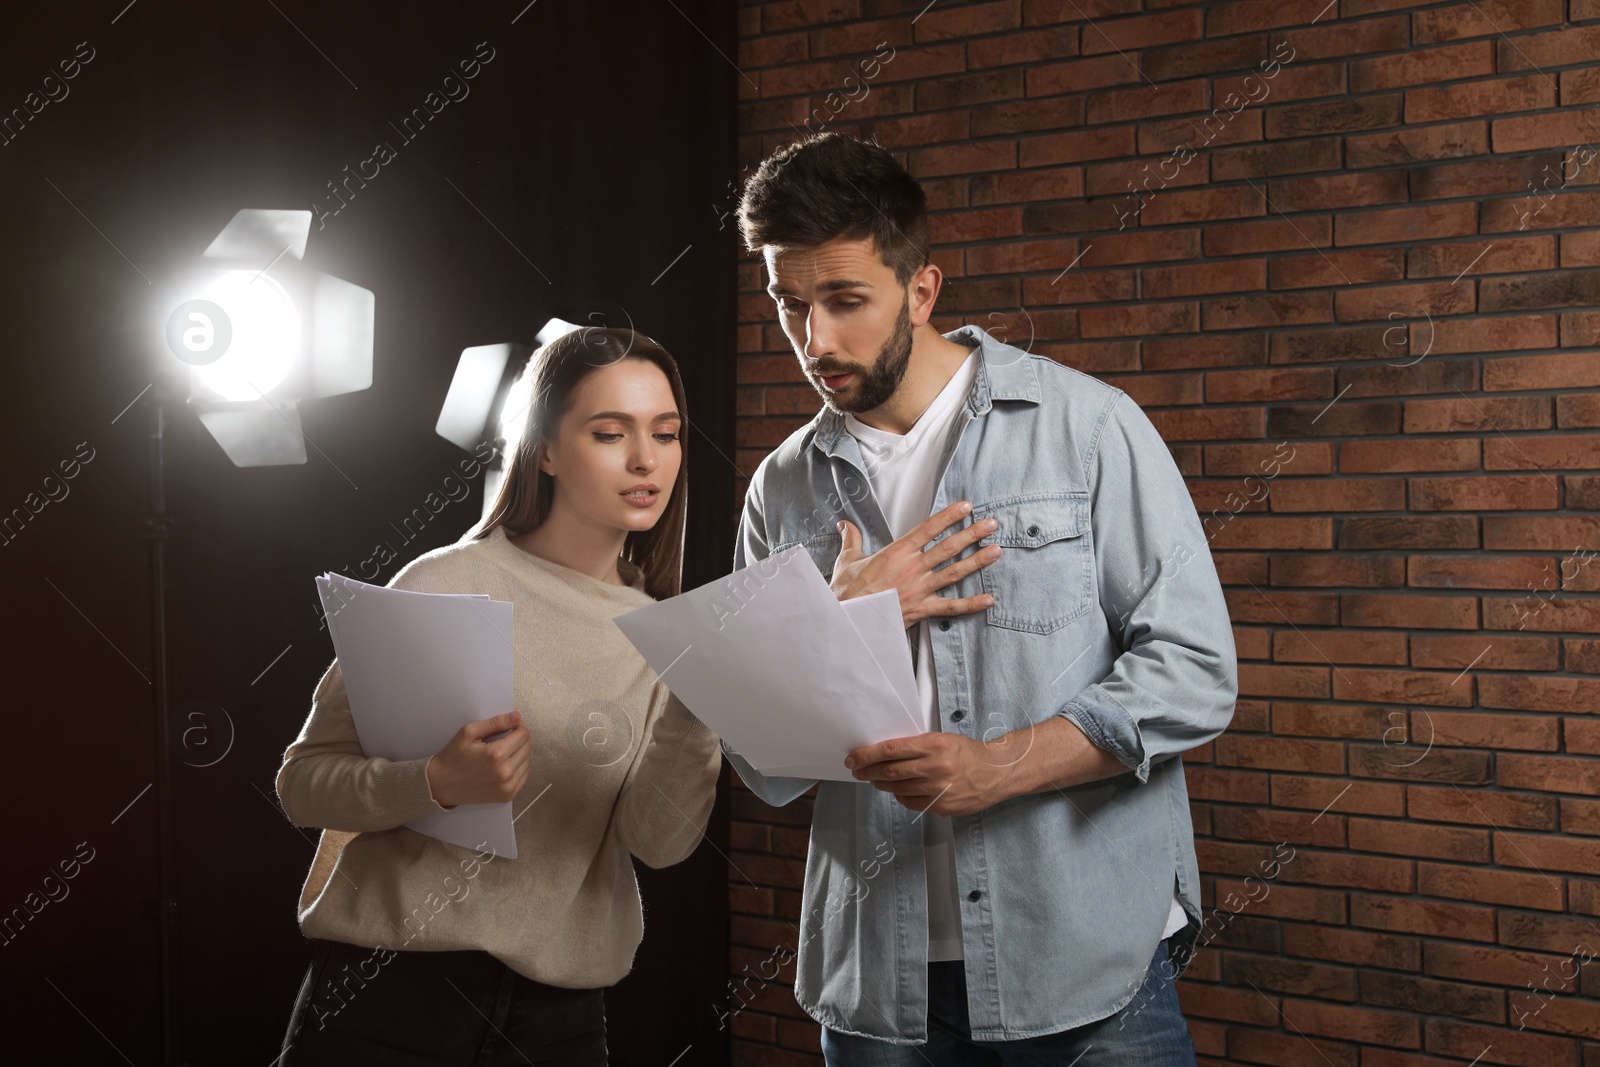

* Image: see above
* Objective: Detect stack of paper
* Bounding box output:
[315,572,519,858]
[613,546,923,781]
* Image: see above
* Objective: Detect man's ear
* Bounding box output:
[908,262,942,327]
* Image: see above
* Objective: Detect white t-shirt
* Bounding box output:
[844,347,1188,962]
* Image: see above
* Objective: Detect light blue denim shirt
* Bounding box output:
[722,324,1238,1043]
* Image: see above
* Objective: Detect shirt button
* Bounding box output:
[950,709,965,722]
[967,890,982,903]
[1027,524,1039,536]
[939,619,951,631]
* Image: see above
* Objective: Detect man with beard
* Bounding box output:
[725,133,1237,1065]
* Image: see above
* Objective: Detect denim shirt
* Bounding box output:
[722,324,1238,1043]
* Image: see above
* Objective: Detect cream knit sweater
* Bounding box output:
[275,524,722,988]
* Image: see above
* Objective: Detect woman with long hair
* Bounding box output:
[275,326,721,1066]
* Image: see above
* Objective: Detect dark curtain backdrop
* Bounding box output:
[0,2,737,1063]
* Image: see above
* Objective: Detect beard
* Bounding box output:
[808,295,914,415]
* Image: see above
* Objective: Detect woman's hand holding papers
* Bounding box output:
[830,500,1002,628]
[425,711,532,809]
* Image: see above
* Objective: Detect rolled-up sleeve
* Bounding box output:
[1061,391,1238,783]
[723,467,821,808]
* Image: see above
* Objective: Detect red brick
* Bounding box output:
[1423,942,1567,986]
[1486,435,1600,470]
[1205,0,1333,34]
[1409,236,1555,279]
[1205,216,1332,257]
[1357,971,1506,1025]
[1273,630,1401,662]
[1212,137,1343,181]
[1340,439,1480,473]
[1080,8,1201,54]
[912,0,1020,41]
[1493,106,1600,154]
[1271,248,1406,289]
[1144,259,1267,299]
[1499,754,1600,794]
[1186,767,1271,804]
[1430,314,1558,355]
[966,26,1077,69]
[1282,924,1420,970]
[1271,701,1395,738]
[1337,283,1476,325]
[1272,775,1405,817]
[1279,999,1420,1048]
[1406,784,1558,829]
[1414,0,1564,42]
[1270,556,1407,590]
[1267,14,1407,60]
[1483,515,1600,551]
[1350,41,1494,94]
[1351,895,1497,941]
[1275,172,1409,214]
[1497,830,1600,875]
[1427,1018,1580,1066]
[1211,805,1346,847]
[1410,557,1557,597]
[1203,292,1332,330]
[1240,663,1333,699]
[1346,122,1489,169]
[1339,516,1478,550]
[1279,851,1414,892]
[1270,477,1404,512]
[1480,674,1600,712]
[1204,440,1331,474]
[1086,79,1208,124]
[1408,475,1560,511]
[1411,632,1557,671]
[1176,982,1279,1026]
[1017,123,1136,167]
[1404,74,1555,123]
[1215,735,1344,773]
[1225,585,1341,621]
[1340,594,1478,631]
[1496,23,1600,71]
[1404,396,1551,434]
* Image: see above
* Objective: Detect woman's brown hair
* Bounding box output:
[473,327,688,601]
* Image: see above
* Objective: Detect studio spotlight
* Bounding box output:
[165,209,375,466]
[435,317,588,521]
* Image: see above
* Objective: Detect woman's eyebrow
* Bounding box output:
[584,410,683,423]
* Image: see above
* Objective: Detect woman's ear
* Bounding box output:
[535,440,556,477]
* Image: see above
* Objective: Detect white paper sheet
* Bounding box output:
[315,572,519,858]
[612,546,923,782]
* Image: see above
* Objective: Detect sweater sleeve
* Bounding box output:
[275,656,459,832]
[613,689,722,869]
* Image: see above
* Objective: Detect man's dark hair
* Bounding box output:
[737,133,931,286]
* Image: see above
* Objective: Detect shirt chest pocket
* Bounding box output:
[969,491,1094,635]
[767,531,838,584]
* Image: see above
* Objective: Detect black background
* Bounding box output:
[0,1,738,1063]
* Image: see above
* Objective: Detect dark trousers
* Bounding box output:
[280,936,608,1066]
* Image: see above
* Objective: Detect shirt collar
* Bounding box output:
[807,323,1042,459]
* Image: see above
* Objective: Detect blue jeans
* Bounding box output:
[821,937,1196,1066]
[280,936,608,1066]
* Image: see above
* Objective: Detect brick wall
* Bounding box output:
[727,1,1600,1064]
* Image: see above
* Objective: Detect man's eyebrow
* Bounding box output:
[584,410,682,423]
[765,279,874,296]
